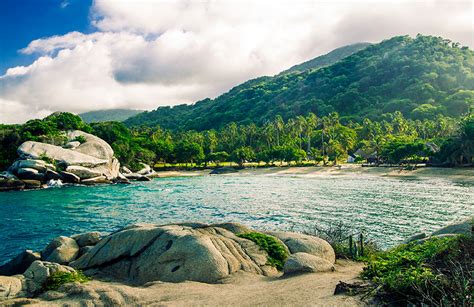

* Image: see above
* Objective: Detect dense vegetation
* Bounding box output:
[237,232,289,270]
[79,109,143,123]
[363,235,473,305]
[1,110,472,171]
[124,35,474,131]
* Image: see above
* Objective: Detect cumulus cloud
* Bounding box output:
[0,0,473,123]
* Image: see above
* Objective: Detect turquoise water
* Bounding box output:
[0,172,473,264]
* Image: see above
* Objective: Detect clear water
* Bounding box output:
[0,172,473,264]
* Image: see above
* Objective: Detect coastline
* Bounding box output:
[156,165,474,183]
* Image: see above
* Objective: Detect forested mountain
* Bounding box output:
[124,35,474,130]
[280,42,370,74]
[79,109,143,123]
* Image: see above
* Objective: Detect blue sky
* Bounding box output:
[0,0,93,73]
[0,0,472,123]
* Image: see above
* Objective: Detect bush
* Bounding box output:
[43,270,91,291]
[362,235,473,305]
[237,232,289,270]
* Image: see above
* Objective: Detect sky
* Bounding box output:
[0,0,473,124]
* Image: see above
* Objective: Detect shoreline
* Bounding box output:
[156,165,474,183]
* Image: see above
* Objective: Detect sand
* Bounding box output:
[156,165,474,184]
[13,260,365,306]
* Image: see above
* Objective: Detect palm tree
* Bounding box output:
[305,113,318,154]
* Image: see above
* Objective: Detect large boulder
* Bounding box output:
[12,131,122,184]
[283,252,335,275]
[71,232,101,247]
[18,141,108,167]
[67,131,114,161]
[71,224,275,284]
[65,165,103,179]
[42,236,79,264]
[16,168,44,181]
[0,250,41,276]
[267,231,336,264]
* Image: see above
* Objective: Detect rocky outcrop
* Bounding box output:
[0,222,336,302]
[42,236,80,265]
[1,130,124,191]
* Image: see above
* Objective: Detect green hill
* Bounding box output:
[280,42,371,75]
[80,109,143,123]
[124,35,474,130]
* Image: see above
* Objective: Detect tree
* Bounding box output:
[174,141,205,165]
[231,147,255,167]
[206,151,229,166]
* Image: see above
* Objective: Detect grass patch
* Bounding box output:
[362,235,473,305]
[43,270,91,291]
[237,232,289,270]
[72,135,87,144]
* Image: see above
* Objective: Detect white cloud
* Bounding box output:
[1,0,473,123]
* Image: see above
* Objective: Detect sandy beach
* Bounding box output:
[157,165,474,183]
[8,260,365,306]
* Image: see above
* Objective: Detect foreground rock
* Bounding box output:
[0,222,336,302]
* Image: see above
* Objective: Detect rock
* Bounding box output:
[404,233,426,244]
[114,173,131,184]
[66,165,103,180]
[211,222,252,234]
[0,173,25,191]
[44,169,63,181]
[283,252,335,275]
[18,141,109,167]
[42,236,80,264]
[71,224,275,284]
[81,176,112,185]
[71,232,101,247]
[67,131,114,161]
[78,246,94,258]
[16,168,44,181]
[120,166,132,174]
[123,173,143,180]
[64,141,81,149]
[267,231,335,264]
[23,261,75,294]
[21,180,42,189]
[0,250,41,276]
[136,164,152,175]
[59,171,80,183]
[10,159,55,173]
[431,218,473,237]
[136,176,151,182]
[0,275,24,299]
[210,167,238,174]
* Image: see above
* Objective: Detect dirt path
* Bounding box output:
[11,261,365,306]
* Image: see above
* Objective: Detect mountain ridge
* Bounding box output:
[124,35,474,130]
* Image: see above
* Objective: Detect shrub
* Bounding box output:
[43,270,91,291]
[362,235,473,305]
[73,135,87,144]
[237,232,288,270]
